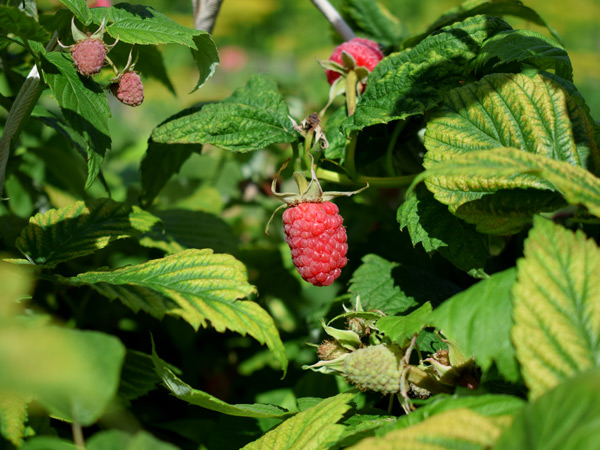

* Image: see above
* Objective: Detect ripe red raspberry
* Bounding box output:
[112,71,144,107]
[325,37,383,85]
[91,0,112,6]
[71,38,106,76]
[283,201,348,287]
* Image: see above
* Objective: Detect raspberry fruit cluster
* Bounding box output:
[325,37,383,86]
[343,344,403,395]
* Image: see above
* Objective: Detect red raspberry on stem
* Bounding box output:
[266,153,367,287]
[111,71,144,107]
[283,201,348,286]
[324,37,383,86]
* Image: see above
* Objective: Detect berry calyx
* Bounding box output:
[323,37,383,86]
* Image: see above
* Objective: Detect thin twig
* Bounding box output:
[310,0,356,41]
[72,422,85,450]
[192,0,225,33]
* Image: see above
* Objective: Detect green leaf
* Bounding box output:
[87,430,180,450]
[340,0,403,46]
[398,186,488,274]
[494,368,600,450]
[0,393,28,447]
[21,437,77,450]
[68,249,287,372]
[348,254,418,315]
[377,303,432,345]
[59,0,91,25]
[0,325,125,425]
[0,5,50,42]
[350,407,511,449]
[140,142,202,206]
[323,107,348,161]
[15,198,161,268]
[241,391,356,450]
[404,0,562,47]
[512,217,600,399]
[151,74,298,151]
[343,15,511,133]
[415,148,600,220]
[139,209,239,255]
[475,29,572,80]
[421,72,599,232]
[117,350,161,401]
[190,33,220,92]
[430,269,520,383]
[152,346,292,419]
[40,52,112,188]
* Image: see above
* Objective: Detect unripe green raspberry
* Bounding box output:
[343,344,402,395]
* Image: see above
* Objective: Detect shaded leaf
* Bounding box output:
[348,254,418,315]
[494,368,600,450]
[377,303,432,345]
[398,186,488,273]
[513,217,600,399]
[0,325,125,425]
[21,437,77,450]
[15,198,160,268]
[430,269,520,383]
[87,430,180,450]
[0,5,50,42]
[41,52,112,188]
[475,29,572,80]
[68,249,287,372]
[59,0,91,25]
[152,346,292,419]
[140,142,202,206]
[241,391,356,450]
[341,0,403,46]
[139,209,239,255]
[343,15,511,133]
[350,407,511,449]
[151,74,298,151]
[404,0,561,47]
[190,33,220,92]
[117,350,161,401]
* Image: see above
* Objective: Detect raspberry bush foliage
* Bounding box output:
[1,0,600,448]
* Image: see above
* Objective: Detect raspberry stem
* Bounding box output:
[309,0,356,41]
[315,167,418,188]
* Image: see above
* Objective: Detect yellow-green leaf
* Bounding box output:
[0,393,28,447]
[413,147,600,220]
[422,72,599,233]
[15,199,161,268]
[349,408,511,449]
[68,249,287,373]
[241,392,355,450]
[512,217,600,399]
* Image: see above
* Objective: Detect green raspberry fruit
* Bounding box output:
[343,344,402,395]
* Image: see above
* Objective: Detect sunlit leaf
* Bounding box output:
[430,269,520,383]
[59,0,91,25]
[349,408,511,449]
[87,429,180,450]
[152,345,292,419]
[341,0,403,46]
[68,249,287,372]
[241,391,356,450]
[15,199,161,268]
[151,75,298,151]
[377,303,432,345]
[0,393,28,447]
[512,217,600,399]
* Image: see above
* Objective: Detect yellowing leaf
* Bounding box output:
[241,392,355,450]
[349,408,511,450]
[513,217,600,399]
[68,249,287,373]
[0,393,28,447]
